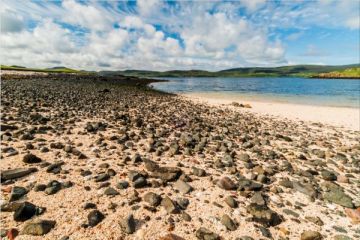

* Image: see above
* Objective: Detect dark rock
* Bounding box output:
[104,187,119,196]
[84,203,97,209]
[195,227,220,240]
[9,186,28,202]
[14,202,37,222]
[144,159,182,182]
[192,167,206,177]
[23,154,42,164]
[258,226,272,238]
[50,142,64,149]
[1,168,37,182]
[221,214,237,231]
[116,180,129,189]
[283,209,300,218]
[143,192,162,207]
[176,198,189,210]
[46,161,64,174]
[293,181,318,198]
[88,210,105,227]
[45,180,62,195]
[161,196,179,214]
[238,179,263,191]
[95,173,110,182]
[321,170,337,181]
[246,203,282,226]
[133,177,147,188]
[34,184,47,192]
[128,171,142,182]
[217,177,237,190]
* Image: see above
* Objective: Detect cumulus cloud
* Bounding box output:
[137,0,162,16]
[1,11,24,33]
[1,0,358,70]
[62,0,113,31]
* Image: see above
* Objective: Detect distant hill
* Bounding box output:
[2,64,359,78]
[99,64,360,78]
[313,67,360,79]
[1,65,91,74]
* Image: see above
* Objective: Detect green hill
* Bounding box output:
[313,67,360,79]
[1,65,87,74]
[100,64,360,78]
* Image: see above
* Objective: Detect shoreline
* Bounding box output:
[181,92,360,131]
[1,75,359,239]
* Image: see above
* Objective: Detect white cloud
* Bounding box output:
[240,0,266,12]
[345,17,359,29]
[1,0,358,70]
[86,29,129,57]
[137,0,162,16]
[1,10,24,33]
[1,20,77,67]
[62,0,113,31]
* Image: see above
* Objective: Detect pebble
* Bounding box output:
[119,214,136,234]
[174,180,193,194]
[220,214,237,231]
[20,220,56,235]
[217,177,237,190]
[87,210,104,227]
[23,154,42,164]
[143,192,162,207]
[300,230,322,240]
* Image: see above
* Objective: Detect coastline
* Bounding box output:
[181,92,360,131]
[1,74,359,239]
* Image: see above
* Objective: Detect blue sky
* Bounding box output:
[1,0,359,71]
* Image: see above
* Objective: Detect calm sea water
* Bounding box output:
[150,77,360,108]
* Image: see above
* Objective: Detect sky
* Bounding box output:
[1,0,359,71]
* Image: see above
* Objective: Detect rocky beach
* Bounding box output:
[1,73,360,240]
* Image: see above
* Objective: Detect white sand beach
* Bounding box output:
[182,92,360,131]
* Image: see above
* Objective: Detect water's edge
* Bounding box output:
[150,77,360,108]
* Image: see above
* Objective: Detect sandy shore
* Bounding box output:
[182,92,360,131]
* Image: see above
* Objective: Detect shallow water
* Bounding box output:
[150,77,360,108]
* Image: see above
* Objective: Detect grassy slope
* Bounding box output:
[100,64,360,78]
[2,64,359,78]
[1,65,86,74]
[313,67,360,78]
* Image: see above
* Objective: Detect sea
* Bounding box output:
[150,77,360,108]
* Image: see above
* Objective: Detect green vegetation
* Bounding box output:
[313,67,360,79]
[2,64,359,78]
[1,65,89,74]
[100,64,360,78]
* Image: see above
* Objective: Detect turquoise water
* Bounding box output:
[150,77,360,108]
